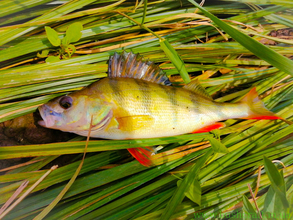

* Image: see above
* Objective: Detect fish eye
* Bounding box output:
[59,96,73,109]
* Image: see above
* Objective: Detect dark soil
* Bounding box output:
[0,112,73,170]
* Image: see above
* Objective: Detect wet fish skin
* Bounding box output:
[38,77,274,140]
[38,51,281,166]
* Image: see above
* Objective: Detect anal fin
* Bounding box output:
[192,122,225,133]
[245,116,282,120]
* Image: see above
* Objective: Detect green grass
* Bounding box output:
[0,0,292,219]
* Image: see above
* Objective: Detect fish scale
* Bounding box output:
[83,77,242,139]
[38,51,282,166]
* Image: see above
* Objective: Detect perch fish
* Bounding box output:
[38,52,281,166]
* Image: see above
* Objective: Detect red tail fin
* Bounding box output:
[240,87,282,120]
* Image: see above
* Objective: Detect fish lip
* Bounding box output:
[38,105,46,127]
[38,104,52,127]
[38,119,46,127]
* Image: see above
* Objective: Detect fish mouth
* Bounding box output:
[38,104,58,128]
[38,105,46,127]
[38,119,46,127]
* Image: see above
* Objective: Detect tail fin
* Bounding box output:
[240,87,282,120]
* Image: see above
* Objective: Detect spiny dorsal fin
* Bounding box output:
[183,79,213,100]
[108,51,172,86]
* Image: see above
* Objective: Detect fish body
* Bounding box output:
[59,77,252,139]
[38,52,281,165]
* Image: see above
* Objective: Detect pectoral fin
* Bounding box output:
[116,115,154,131]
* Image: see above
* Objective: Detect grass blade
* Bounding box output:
[242,195,261,220]
[263,156,289,209]
[160,38,191,83]
[0,166,57,219]
[188,0,293,76]
[34,117,93,219]
[160,149,213,220]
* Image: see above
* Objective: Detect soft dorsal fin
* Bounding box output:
[108,51,172,86]
[183,79,213,100]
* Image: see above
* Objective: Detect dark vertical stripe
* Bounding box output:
[108,78,125,107]
[134,79,152,113]
[160,84,178,126]
[190,93,200,113]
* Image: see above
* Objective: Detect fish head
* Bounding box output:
[38,93,113,133]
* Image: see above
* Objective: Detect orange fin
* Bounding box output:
[192,122,225,133]
[127,147,156,167]
[239,87,282,120]
[246,116,281,120]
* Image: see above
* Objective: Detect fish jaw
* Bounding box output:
[38,104,62,128]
